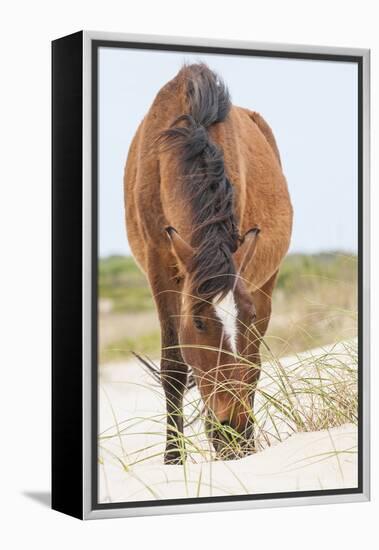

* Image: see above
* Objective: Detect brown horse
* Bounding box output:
[124,64,292,464]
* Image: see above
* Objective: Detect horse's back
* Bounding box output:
[241,108,282,166]
[124,71,292,288]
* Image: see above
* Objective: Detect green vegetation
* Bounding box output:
[100,330,161,364]
[269,252,357,357]
[99,252,357,363]
[99,255,154,312]
[276,252,357,295]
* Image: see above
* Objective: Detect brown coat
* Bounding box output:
[124,64,292,463]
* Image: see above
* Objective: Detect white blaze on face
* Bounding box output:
[213,291,238,355]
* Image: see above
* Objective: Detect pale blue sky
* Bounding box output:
[98,47,358,258]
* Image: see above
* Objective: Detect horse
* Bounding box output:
[124,63,293,464]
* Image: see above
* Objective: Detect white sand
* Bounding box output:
[99,342,358,503]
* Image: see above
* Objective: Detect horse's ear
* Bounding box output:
[234,227,260,272]
[165,226,194,270]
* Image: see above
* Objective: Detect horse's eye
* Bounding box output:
[193,317,206,331]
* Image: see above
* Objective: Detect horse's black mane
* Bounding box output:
[159,63,239,309]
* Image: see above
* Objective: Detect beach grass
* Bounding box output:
[99,338,358,467]
[98,252,358,497]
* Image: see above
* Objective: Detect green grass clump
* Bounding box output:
[99,339,358,467]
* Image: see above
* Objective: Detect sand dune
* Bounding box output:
[98,342,358,503]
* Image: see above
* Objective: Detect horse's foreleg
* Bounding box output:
[248,270,279,430]
[160,320,188,464]
[147,253,188,464]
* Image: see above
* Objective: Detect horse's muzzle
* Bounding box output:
[205,416,255,460]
